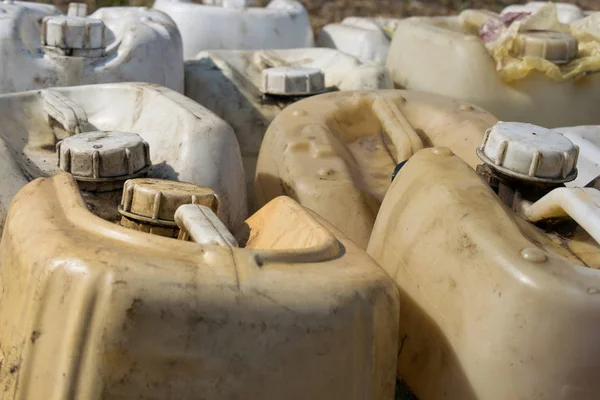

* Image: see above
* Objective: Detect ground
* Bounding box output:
[37,0,600,33]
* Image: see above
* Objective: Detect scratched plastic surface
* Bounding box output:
[0,2,183,93]
[0,82,246,236]
[0,172,399,399]
[255,89,496,248]
[368,147,600,399]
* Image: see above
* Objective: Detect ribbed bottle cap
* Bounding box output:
[260,67,325,96]
[57,131,150,181]
[119,178,219,226]
[477,121,578,183]
[514,30,578,64]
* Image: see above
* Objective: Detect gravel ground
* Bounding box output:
[38,0,600,33]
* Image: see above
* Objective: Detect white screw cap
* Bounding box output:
[42,16,105,51]
[57,131,151,181]
[260,67,325,96]
[119,178,219,224]
[477,121,579,183]
[514,30,578,64]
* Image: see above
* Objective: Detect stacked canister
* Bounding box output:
[0,0,599,399]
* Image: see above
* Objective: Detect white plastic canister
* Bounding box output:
[386,8,600,128]
[0,82,246,235]
[185,48,393,211]
[502,2,585,24]
[0,2,183,94]
[152,0,313,59]
[318,17,400,63]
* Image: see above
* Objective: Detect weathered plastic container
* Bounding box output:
[0,170,399,399]
[318,17,401,63]
[550,125,600,188]
[502,2,585,24]
[152,0,313,59]
[0,2,184,94]
[185,48,394,212]
[254,89,497,248]
[0,82,246,235]
[387,8,600,128]
[368,121,600,399]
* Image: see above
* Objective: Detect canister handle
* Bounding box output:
[522,187,600,245]
[175,204,239,247]
[372,96,424,164]
[42,89,89,137]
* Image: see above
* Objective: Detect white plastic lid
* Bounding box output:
[477,121,579,183]
[42,16,105,51]
[514,30,578,64]
[57,131,151,181]
[260,67,325,96]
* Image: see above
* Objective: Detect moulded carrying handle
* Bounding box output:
[41,89,89,138]
[253,50,292,70]
[523,187,600,245]
[371,96,424,164]
[175,204,239,247]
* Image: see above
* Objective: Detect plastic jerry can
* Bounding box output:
[254,89,497,248]
[185,48,394,213]
[368,121,600,399]
[0,2,183,94]
[502,2,585,24]
[0,169,399,399]
[387,5,600,128]
[152,0,313,59]
[318,17,401,63]
[0,82,246,236]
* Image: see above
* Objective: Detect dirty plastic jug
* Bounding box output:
[387,5,600,128]
[368,121,600,399]
[318,17,401,63]
[0,170,399,399]
[152,0,313,59]
[185,48,394,212]
[255,90,497,248]
[502,2,586,24]
[0,2,184,94]
[0,82,246,236]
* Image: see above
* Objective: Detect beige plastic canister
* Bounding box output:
[255,89,497,248]
[0,82,246,235]
[0,172,399,399]
[386,10,600,128]
[184,48,393,212]
[367,143,600,399]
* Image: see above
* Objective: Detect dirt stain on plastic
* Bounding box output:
[126,298,143,320]
[30,331,41,344]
